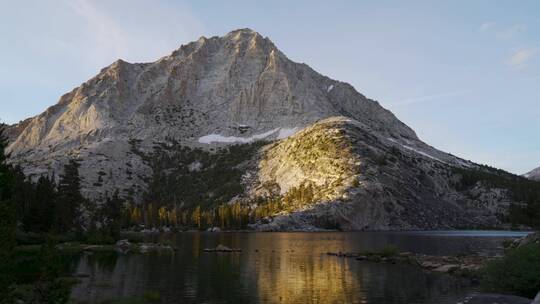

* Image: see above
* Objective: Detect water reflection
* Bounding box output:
[70,231,526,304]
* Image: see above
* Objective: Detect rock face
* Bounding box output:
[247,117,510,230]
[524,167,540,181]
[6,28,520,230]
[7,28,415,201]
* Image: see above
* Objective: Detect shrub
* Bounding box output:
[380,245,400,258]
[85,229,115,245]
[358,244,400,258]
[481,243,540,298]
[143,291,161,302]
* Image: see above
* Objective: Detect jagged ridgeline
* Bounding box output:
[5,28,540,230]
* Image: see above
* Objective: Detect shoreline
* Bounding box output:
[326,249,490,279]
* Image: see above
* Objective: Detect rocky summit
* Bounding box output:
[5,28,528,230]
[525,167,540,181]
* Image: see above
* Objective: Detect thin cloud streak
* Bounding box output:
[65,0,129,62]
[62,0,206,65]
[496,24,527,39]
[389,90,468,107]
[479,22,495,31]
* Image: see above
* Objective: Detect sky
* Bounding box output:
[0,0,539,174]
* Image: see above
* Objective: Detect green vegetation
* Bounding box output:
[124,123,361,230]
[480,243,540,298]
[128,141,281,229]
[139,141,266,210]
[11,159,86,235]
[4,237,75,303]
[453,165,540,228]
[25,239,72,303]
[0,124,17,303]
[100,291,161,304]
[0,126,88,303]
[358,245,400,258]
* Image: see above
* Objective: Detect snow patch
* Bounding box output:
[456,159,472,168]
[403,145,444,163]
[199,127,301,144]
[387,138,445,163]
[199,128,279,144]
[327,85,334,93]
[188,161,202,172]
[277,127,298,139]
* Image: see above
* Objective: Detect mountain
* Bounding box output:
[525,167,540,181]
[6,28,526,230]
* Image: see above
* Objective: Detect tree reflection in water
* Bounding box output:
[69,231,512,304]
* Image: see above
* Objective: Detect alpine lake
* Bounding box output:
[67,230,530,304]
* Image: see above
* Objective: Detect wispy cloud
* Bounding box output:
[479,22,496,31]
[507,48,537,69]
[479,22,527,39]
[66,0,129,61]
[62,0,205,65]
[497,24,527,39]
[390,90,468,107]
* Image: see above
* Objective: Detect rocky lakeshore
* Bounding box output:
[326,249,489,278]
[325,251,539,304]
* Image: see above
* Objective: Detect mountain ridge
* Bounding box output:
[6,28,426,200]
[525,167,540,181]
[6,28,525,230]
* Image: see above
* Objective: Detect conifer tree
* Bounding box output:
[102,191,124,238]
[0,125,16,302]
[54,159,84,233]
[25,175,56,232]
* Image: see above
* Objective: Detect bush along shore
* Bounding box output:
[326,233,540,301]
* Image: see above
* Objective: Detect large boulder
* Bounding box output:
[463,293,532,304]
[513,232,540,248]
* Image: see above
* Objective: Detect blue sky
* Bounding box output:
[1,0,538,174]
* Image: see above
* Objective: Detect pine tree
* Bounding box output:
[102,191,124,238]
[25,175,56,232]
[33,238,70,303]
[0,125,16,302]
[10,165,33,226]
[54,159,84,233]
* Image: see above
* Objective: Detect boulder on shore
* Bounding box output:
[462,293,532,304]
[513,232,540,248]
[203,244,242,252]
[533,291,540,304]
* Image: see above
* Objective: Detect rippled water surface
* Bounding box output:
[70,231,530,304]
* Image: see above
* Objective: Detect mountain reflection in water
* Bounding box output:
[70,231,528,304]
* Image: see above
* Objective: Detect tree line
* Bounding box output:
[0,125,125,244]
[453,165,540,229]
[13,160,84,235]
[122,197,284,230]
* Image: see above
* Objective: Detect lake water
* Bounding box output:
[69,231,530,304]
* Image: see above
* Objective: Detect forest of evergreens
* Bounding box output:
[452,165,540,228]
[2,125,540,302]
[0,126,74,303]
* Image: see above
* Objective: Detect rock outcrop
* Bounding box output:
[5,28,524,230]
[247,117,510,230]
[7,28,417,202]
[524,167,540,181]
